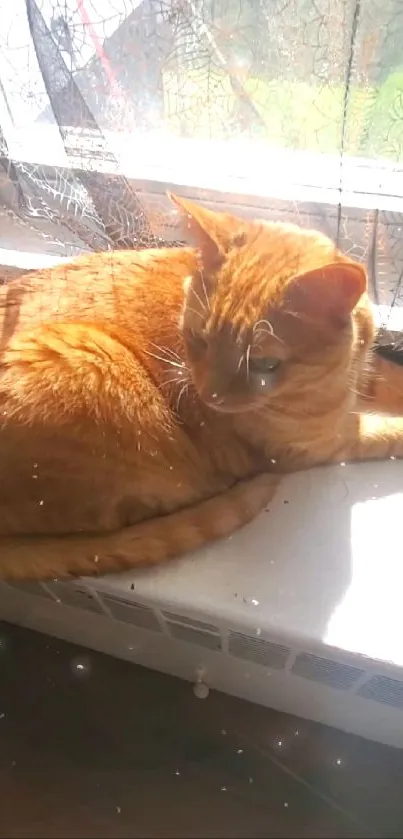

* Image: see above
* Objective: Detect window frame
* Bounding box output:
[2,124,403,319]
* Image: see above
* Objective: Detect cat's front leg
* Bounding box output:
[359,354,403,416]
[335,413,403,463]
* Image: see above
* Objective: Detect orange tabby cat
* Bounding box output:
[0,194,402,580]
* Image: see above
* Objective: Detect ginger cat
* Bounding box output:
[0,194,403,580]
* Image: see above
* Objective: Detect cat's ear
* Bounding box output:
[169,193,236,273]
[285,261,367,326]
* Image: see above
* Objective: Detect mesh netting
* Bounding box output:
[0,0,403,332]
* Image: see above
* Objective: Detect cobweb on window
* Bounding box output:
[0,0,402,324]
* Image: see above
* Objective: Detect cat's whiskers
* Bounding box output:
[253,330,270,344]
[176,381,191,414]
[144,348,186,370]
[254,318,275,337]
[149,341,182,363]
[186,305,205,321]
[253,319,284,346]
[161,376,187,389]
[199,271,210,312]
[160,358,192,392]
[191,285,209,315]
[246,344,251,381]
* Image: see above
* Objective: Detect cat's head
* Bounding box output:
[171,194,369,414]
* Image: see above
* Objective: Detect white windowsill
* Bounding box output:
[0,248,69,270]
[1,460,403,748]
[93,460,403,670]
[7,124,403,213]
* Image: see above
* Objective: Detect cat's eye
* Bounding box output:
[249,356,280,374]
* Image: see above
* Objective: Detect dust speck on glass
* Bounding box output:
[70,655,91,676]
[0,0,402,350]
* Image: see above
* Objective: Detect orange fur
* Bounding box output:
[0,195,402,579]
[362,353,403,415]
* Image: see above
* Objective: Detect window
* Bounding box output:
[1,0,403,326]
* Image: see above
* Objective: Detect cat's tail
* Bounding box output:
[0,472,280,580]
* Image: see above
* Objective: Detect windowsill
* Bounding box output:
[6,124,403,213]
[0,247,68,270]
[89,460,403,669]
[1,459,403,748]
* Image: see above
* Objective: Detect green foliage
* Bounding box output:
[162,69,403,162]
[359,71,403,160]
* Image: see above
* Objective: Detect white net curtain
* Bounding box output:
[1,0,403,351]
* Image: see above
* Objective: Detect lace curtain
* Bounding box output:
[1,0,403,328]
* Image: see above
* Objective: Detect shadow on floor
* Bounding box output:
[0,620,402,838]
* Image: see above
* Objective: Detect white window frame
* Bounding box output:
[2,123,403,323]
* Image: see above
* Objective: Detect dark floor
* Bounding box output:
[0,623,402,839]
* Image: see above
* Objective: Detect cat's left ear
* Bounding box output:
[169,193,240,273]
[285,260,367,326]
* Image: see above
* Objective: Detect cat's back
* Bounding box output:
[0,246,192,342]
[0,245,215,536]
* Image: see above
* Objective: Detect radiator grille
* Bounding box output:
[228,631,290,669]
[102,595,162,632]
[292,652,364,689]
[7,581,53,599]
[358,675,403,709]
[46,582,104,614]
